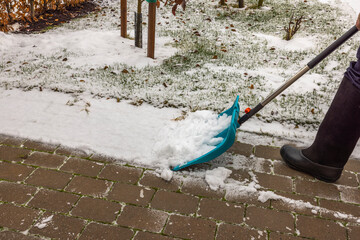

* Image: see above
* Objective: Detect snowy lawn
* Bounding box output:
[0,0,360,216]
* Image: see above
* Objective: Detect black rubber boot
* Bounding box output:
[281,77,360,182]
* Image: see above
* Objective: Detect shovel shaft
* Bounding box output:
[308,26,358,69]
[238,65,310,125]
[238,25,358,126]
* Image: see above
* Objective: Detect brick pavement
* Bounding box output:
[0,134,359,240]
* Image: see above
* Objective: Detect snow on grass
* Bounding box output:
[1,0,358,130]
[253,33,316,51]
[0,30,176,68]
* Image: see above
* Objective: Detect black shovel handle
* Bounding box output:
[308,25,358,69]
[238,25,358,126]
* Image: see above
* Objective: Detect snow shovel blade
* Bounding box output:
[172,96,240,171]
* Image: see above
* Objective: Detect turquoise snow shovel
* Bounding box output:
[172,25,358,171]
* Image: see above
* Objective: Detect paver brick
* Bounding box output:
[344,159,360,173]
[296,215,347,240]
[0,145,30,162]
[0,161,35,182]
[55,145,91,158]
[25,168,72,190]
[23,152,66,169]
[0,203,40,231]
[216,223,267,240]
[99,164,142,183]
[23,140,58,153]
[336,170,359,187]
[254,145,281,160]
[78,222,134,240]
[117,205,168,233]
[255,172,293,192]
[348,225,360,240]
[60,157,104,177]
[107,182,154,206]
[71,197,121,223]
[198,198,244,224]
[89,153,116,163]
[28,188,79,213]
[151,190,199,214]
[0,181,37,204]
[0,134,8,144]
[339,186,360,204]
[273,160,316,180]
[1,137,25,147]
[164,215,216,240]
[229,168,252,182]
[0,231,41,240]
[140,170,181,191]
[245,206,294,233]
[30,212,86,240]
[268,232,303,240]
[270,192,318,216]
[228,141,254,157]
[65,175,112,198]
[231,157,272,173]
[225,190,271,208]
[319,199,360,222]
[294,178,341,200]
[133,231,175,240]
[181,178,224,199]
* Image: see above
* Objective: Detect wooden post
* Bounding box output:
[147,1,156,59]
[239,0,244,8]
[121,0,127,38]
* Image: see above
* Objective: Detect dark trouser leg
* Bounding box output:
[281,77,360,182]
[302,77,360,168]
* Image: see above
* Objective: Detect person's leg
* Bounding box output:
[281,77,360,182]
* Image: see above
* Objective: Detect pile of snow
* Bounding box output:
[152,111,231,168]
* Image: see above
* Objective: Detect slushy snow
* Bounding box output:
[34,215,53,229]
[205,167,232,191]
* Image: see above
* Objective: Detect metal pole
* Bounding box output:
[147,2,156,59]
